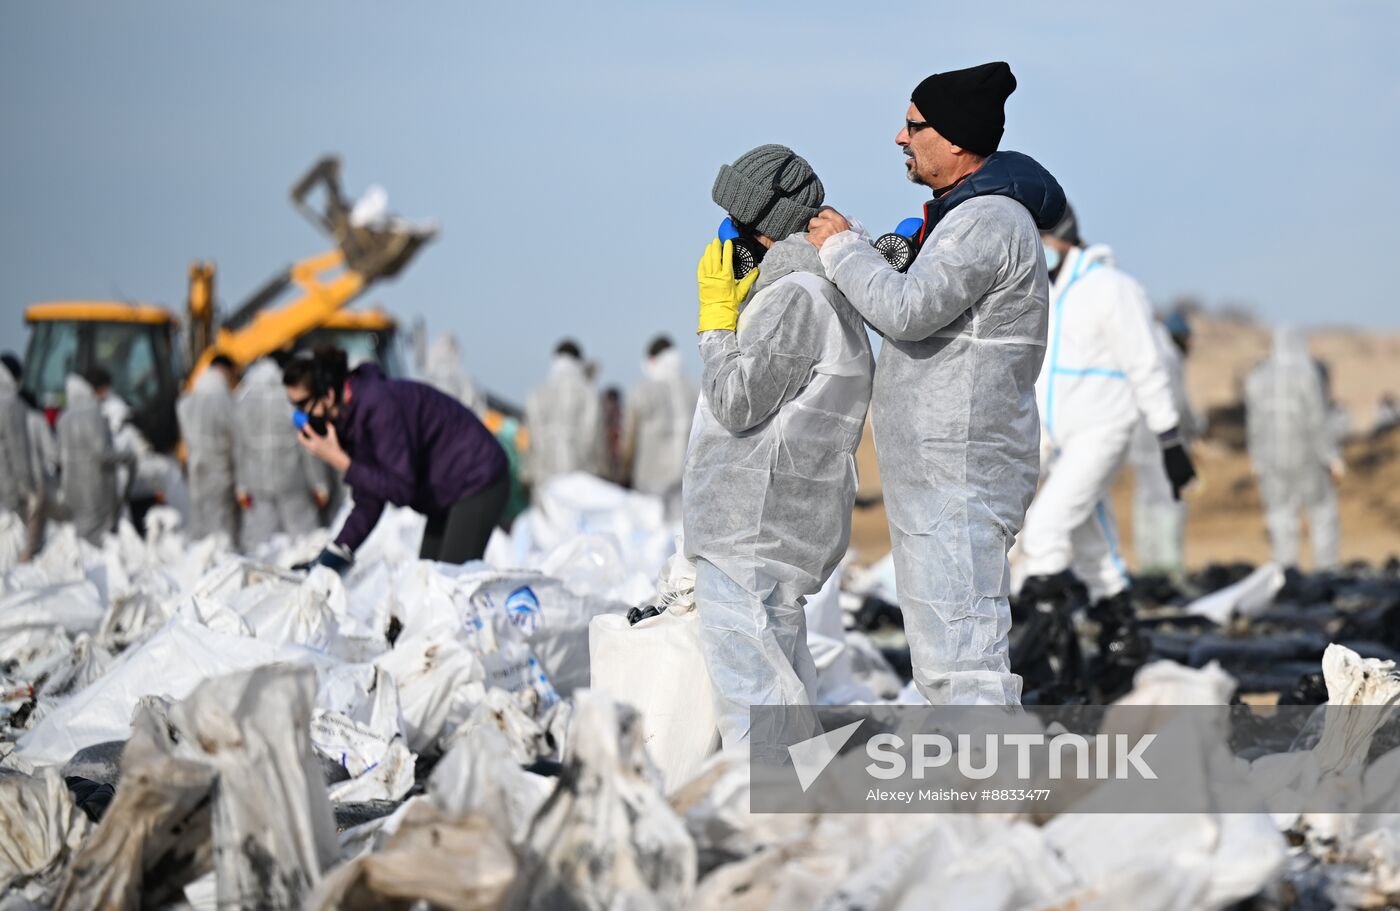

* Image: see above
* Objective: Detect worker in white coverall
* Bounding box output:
[424,333,487,416]
[624,335,697,518]
[234,357,328,552]
[1019,204,1197,608]
[808,61,1065,706]
[56,369,123,544]
[176,356,239,543]
[524,339,604,488]
[1130,311,1200,576]
[1245,327,1343,569]
[1,354,49,559]
[0,355,37,551]
[687,144,873,746]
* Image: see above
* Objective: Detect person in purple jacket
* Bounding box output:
[283,347,509,572]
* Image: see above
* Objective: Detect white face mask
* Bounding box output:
[1042,243,1062,273]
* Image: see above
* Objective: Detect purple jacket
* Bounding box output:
[333,364,507,552]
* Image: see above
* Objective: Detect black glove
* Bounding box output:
[291,543,354,575]
[1158,427,1197,500]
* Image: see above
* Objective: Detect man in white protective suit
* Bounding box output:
[807,62,1066,706]
[624,335,697,519]
[524,339,604,488]
[1013,203,1198,698]
[1130,311,1200,579]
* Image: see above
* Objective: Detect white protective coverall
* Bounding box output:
[424,333,487,416]
[234,359,326,552]
[0,365,36,517]
[1245,328,1341,569]
[56,375,120,544]
[625,347,698,511]
[524,354,604,487]
[1020,244,1180,601]
[176,368,238,542]
[1130,322,1198,573]
[820,194,1048,706]
[684,235,873,746]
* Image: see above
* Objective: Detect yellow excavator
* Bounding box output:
[19,156,435,453]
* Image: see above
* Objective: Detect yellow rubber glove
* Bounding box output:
[697,238,760,333]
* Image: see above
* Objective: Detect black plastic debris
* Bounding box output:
[333,799,402,832]
[61,739,125,788]
[626,604,666,626]
[854,596,904,632]
[64,776,116,822]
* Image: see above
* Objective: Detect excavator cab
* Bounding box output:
[22,302,183,452]
[297,308,405,377]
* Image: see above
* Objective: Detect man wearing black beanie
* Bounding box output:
[802,62,1066,707]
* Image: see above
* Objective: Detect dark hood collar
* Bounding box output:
[336,361,386,427]
[921,150,1066,237]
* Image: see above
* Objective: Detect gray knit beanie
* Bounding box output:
[711,144,825,240]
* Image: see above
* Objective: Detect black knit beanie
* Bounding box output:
[910,62,1017,156]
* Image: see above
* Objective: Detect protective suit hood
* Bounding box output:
[0,365,14,396]
[1271,326,1311,368]
[548,354,587,380]
[751,233,826,295]
[427,334,463,373]
[65,375,96,408]
[239,358,282,392]
[924,150,1067,233]
[1070,243,1115,272]
[193,367,232,396]
[643,347,683,382]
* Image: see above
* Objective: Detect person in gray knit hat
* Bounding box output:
[711,143,826,241]
[684,145,874,748]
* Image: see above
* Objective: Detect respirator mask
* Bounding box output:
[872,216,927,273]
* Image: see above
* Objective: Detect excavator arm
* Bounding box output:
[186,155,435,385]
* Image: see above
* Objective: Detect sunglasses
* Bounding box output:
[289,393,314,411]
[905,119,933,135]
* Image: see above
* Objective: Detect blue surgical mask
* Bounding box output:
[1042,244,1062,273]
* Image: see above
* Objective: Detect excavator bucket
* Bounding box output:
[289,156,437,280]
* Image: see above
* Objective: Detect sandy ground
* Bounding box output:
[848,315,1400,571]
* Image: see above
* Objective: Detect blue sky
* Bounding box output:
[3,2,1397,402]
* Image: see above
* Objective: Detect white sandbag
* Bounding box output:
[503,473,674,589]
[349,504,427,570]
[312,667,413,802]
[36,634,112,699]
[1184,563,1285,625]
[54,666,338,910]
[846,551,898,604]
[54,697,218,909]
[19,621,316,767]
[510,690,697,908]
[805,567,860,702]
[0,767,88,896]
[590,606,720,793]
[430,717,554,845]
[231,566,344,652]
[0,510,25,573]
[0,579,105,638]
[307,802,516,911]
[537,532,658,605]
[324,733,415,805]
[1043,813,1285,911]
[165,665,339,909]
[374,634,484,754]
[457,568,622,697]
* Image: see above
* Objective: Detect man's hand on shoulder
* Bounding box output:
[807,207,850,249]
